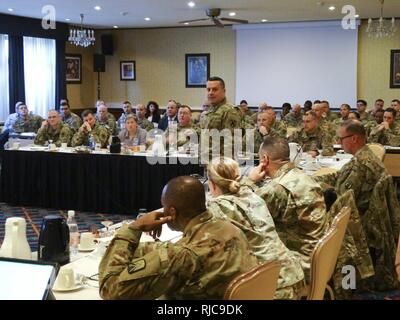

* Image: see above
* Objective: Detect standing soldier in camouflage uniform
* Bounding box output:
[244,137,328,280]
[71,110,109,148]
[96,103,118,136]
[314,120,400,291]
[252,110,287,153]
[99,176,258,300]
[135,103,155,131]
[369,108,400,147]
[3,102,42,133]
[34,109,73,146]
[165,105,200,148]
[59,99,81,133]
[117,101,134,130]
[284,104,303,128]
[207,157,305,299]
[199,77,242,160]
[289,111,335,157]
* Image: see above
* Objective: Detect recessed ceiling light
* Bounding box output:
[113,26,118,29]
[328,6,336,11]
[8,8,13,12]
[188,1,195,8]
[229,12,236,17]
[355,14,360,18]
[184,22,190,25]
[261,19,268,22]
[144,17,151,21]
[94,5,102,11]
[65,18,70,21]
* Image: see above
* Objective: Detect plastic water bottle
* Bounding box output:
[67,210,79,256]
[88,134,95,150]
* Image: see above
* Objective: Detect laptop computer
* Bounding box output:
[0,257,59,300]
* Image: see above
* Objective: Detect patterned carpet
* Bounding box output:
[0,203,132,252]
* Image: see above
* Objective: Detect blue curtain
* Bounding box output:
[55,40,66,111]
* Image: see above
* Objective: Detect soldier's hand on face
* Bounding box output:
[41,120,48,129]
[132,211,171,232]
[79,123,88,133]
[248,163,266,183]
[259,126,268,136]
[382,122,390,130]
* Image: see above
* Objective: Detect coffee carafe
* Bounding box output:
[0,217,32,260]
[38,215,70,265]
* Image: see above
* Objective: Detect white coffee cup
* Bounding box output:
[80,232,95,250]
[48,143,56,150]
[54,267,75,289]
[61,143,67,149]
[12,142,20,150]
[139,145,146,152]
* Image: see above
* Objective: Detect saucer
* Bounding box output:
[78,244,96,252]
[52,283,83,292]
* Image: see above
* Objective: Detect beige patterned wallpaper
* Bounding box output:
[358,20,400,109]
[65,43,95,109]
[68,26,236,110]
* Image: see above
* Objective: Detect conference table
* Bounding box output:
[0,147,204,215]
[383,147,400,178]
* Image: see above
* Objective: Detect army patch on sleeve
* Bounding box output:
[127,259,146,274]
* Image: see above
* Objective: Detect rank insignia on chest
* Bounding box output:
[345,182,352,189]
[127,259,146,274]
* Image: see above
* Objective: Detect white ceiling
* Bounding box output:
[0,0,399,29]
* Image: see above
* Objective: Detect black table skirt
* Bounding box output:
[0,150,203,215]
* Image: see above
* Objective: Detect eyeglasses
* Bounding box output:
[338,134,354,142]
[60,107,68,110]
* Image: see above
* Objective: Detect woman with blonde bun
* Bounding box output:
[207,156,305,299]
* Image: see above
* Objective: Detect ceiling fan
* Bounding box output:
[179,8,249,27]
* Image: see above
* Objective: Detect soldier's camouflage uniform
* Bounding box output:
[284,112,303,128]
[243,163,328,280]
[252,122,287,154]
[34,123,73,147]
[207,186,305,299]
[313,145,400,291]
[288,126,335,156]
[137,117,155,131]
[71,122,109,148]
[62,112,82,133]
[96,113,118,136]
[368,122,400,147]
[199,99,242,160]
[165,122,200,147]
[98,210,258,299]
[4,113,43,133]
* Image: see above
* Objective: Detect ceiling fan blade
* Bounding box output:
[179,18,210,24]
[212,18,224,28]
[220,18,249,24]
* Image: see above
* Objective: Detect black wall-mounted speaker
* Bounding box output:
[93,54,105,72]
[101,34,113,55]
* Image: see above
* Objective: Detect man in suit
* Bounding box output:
[157,100,178,131]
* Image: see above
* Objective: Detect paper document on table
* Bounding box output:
[385,146,400,150]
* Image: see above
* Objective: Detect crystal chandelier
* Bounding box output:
[366,0,397,38]
[68,14,95,47]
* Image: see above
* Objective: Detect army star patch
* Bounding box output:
[127,259,146,274]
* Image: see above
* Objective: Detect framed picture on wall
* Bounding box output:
[185,53,210,88]
[65,54,82,84]
[390,50,400,88]
[120,61,136,81]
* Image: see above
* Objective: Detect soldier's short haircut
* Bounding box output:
[341,120,366,138]
[313,100,321,104]
[125,114,138,123]
[349,111,360,119]
[81,109,95,118]
[375,98,384,103]
[178,105,192,113]
[384,107,397,118]
[321,100,330,107]
[162,176,206,218]
[240,100,248,105]
[357,99,367,106]
[305,110,318,120]
[123,100,132,105]
[341,104,351,111]
[60,101,69,108]
[48,109,59,115]
[208,76,225,89]
[260,136,290,162]
[16,101,26,109]
[392,99,400,104]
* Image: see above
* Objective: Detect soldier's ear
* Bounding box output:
[169,206,177,221]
